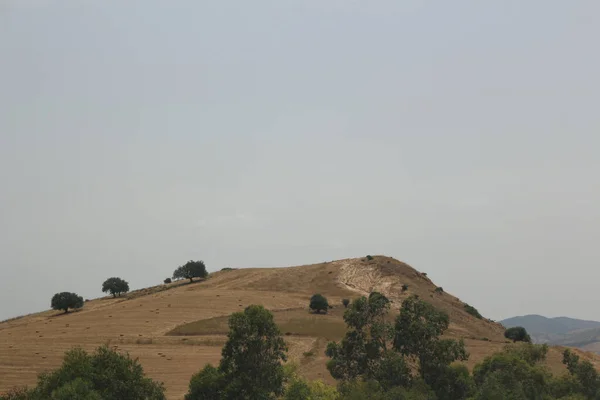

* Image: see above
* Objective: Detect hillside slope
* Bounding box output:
[501,315,600,351]
[1,256,598,399]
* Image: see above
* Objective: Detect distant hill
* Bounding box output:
[501,315,600,351]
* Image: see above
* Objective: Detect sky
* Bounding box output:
[0,1,599,322]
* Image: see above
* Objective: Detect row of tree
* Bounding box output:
[50,260,208,313]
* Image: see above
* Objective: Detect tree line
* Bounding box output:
[49,260,208,313]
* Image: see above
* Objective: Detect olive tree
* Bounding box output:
[101,277,130,298]
[173,260,208,283]
[51,292,84,313]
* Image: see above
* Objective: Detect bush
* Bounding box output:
[102,277,130,297]
[186,364,224,400]
[366,255,374,261]
[434,287,444,294]
[401,284,408,292]
[464,303,483,319]
[51,292,84,313]
[163,278,172,284]
[504,326,532,343]
[220,267,236,271]
[342,299,350,308]
[173,260,208,283]
[5,346,165,400]
[309,294,329,314]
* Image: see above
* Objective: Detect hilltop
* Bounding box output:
[1,256,598,399]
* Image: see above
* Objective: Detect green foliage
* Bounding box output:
[393,295,468,398]
[434,287,444,294]
[366,255,374,261]
[463,303,483,319]
[186,305,288,400]
[173,260,208,282]
[342,299,350,308]
[310,294,330,314]
[284,377,339,400]
[326,292,393,381]
[101,277,129,298]
[163,278,171,284]
[51,292,83,313]
[504,326,532,343]
[472,344,552,400]
[220,305,288,399]
[337,380,434,400]
[185,364,224,400]
[561,349,600,399]
[6,346,165,400]
[401,284,409,292]
[0,387,35,400]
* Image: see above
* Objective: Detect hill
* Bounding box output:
[501,315,600,351]
[2,256,599,399]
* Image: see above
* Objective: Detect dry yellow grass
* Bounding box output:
[1,256,598,399]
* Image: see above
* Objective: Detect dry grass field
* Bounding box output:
[1,256,598,399]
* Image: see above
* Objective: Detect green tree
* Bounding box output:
[186,364,224,400]
[310,294,330,314]
[393,295,468,399]
[342,299,350,308]
[219,305,288,399]
[472,344,552,400]
[163,278,171,284]
[326,292,395,381]
[562,349,600,399]
[101,277,130,298]
[504,327,532,343]
[16,346,166,400]
[51,292,83,313]
[186,305,288,400]
[173,260,208,283]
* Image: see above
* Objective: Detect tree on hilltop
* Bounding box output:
[173,260,208,283]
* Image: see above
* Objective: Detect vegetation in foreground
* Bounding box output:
[1,346,165,399]
[4,292,600,399]
[180,293,600,400]
[5,259,600,399]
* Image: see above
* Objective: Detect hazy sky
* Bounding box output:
[1,1,599,322]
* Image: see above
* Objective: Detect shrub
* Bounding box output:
[434,286,444,294]
[504,326,532,343]
[163,278,172,284]
[309,294,329,314]
[366,255,374,261]
[102,277,130,297]
[464,303,483,319]
[11,346,165,399]
[401,284,408,292]
[220,267,236,271]
[173,260,208,283]
[51,292,84,313]
[185,364,224,400]
[342,299,350,308]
